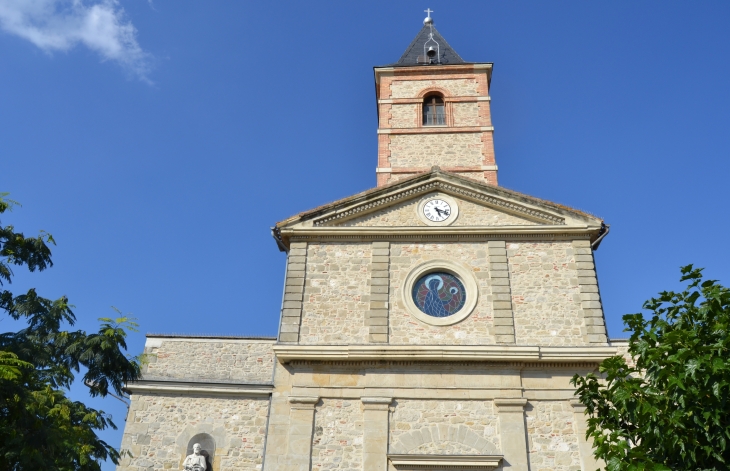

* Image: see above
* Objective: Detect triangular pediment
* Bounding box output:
[276,170,603,233]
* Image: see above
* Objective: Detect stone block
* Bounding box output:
[580,284,599,293]
[576,269,596,278]
[487,241,506,248]
[290,242,307,249]
[574,247,592,255]
[586,325,607,335]
[281,308,301,317]
[369,326,388,334]
[489,271,509,278]
[287,255,306,264]
[489,262,509,271]
[493,309,514,318]
[370,301,388,309]
[371,285,389,294]
[492,293,512,302]
[280,316,300,325]
[282,301,302,309]
[493,301,513,310]
[578,279,598,290]
[372,249,390,257]
[588,333,608,343]
[371,255,390,263]
[286,270,306,279]
[576,261,595,270]
[493,317,514,326]
[283,293,303,301]
[572,240,591,248]
[371,271,390,278]
[285,278,305,288]
[582,300,602,309]
[584,317,605,326]
[489,255,508,263]
[496,334,515,343]
[489,278,510,285]
[366,317,388,326]
[371,262,389,271]
[583,308,604,318]
[287,263,306,271]
[369,333,388,343]
[279,332,299,342]
[280,324,299,333]
[491,285,511,293]
[370,293,389,302]
[371,278,389,285]
[580,293,600,301]
[372,241,390,248]
[494,326,515,335]
[368,309,388,318]
[574,254,594,262]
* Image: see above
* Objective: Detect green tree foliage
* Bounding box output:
[572,266,730,471]
[0,194,142,471]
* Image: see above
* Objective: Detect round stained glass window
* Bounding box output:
[411,272,466,318]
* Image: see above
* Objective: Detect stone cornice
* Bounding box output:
[273,345,617,364]
[388,454,502,470]
[124,379,273,397]
[377,126,494,134]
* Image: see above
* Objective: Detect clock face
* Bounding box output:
[423,199,452,222]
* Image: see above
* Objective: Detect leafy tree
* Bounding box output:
[572,265,730,471]
[0,194,142,471]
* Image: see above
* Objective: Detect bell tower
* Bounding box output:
[374,11,497,186]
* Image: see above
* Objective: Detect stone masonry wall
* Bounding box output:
[507,242,586,346]
[389,243,495,345]
[452,102,480,127]
[312,399,364,471]
[526,401,582,471]
[143,338,275,383]
[390,79,479,98]
[389,399,500,454]
[118,394,269,471]
[389,104,418,128]
[300,243,371,344]
[389,133,484,168]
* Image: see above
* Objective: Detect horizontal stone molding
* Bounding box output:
[377,165,498,173]
[123,380,273,397]
[273,345,618,363]
[379,96,491,104]
[388,454,502,470]
[288,395,320,410]
[377,126,494,134]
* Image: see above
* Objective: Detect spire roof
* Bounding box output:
[384,22,468,67]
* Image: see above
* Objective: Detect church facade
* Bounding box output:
[118,14,621,471]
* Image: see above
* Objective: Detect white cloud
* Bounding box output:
[0,0,152,82]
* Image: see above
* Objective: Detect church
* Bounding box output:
[118,12,622,471]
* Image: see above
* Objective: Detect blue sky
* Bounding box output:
[1,1,729,468]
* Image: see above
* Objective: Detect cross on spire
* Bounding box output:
[424,8,434,18]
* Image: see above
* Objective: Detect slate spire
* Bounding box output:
[388,13,467,67]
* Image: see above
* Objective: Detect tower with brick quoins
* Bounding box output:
[118,14,620,471]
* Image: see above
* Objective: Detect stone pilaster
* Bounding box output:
[572,240,608,344]
[361,397,392,471]
[571,399,604,471]
[280,242,307,343]
[494,397,529,470]
[286,395,319,470]
[367,241,390,343]
[488,241,515,343]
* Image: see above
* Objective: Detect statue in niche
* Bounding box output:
[182,443,207,471]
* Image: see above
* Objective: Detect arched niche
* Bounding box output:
[185,433,215,471]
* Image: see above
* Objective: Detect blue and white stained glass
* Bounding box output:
[412,272,466,318]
